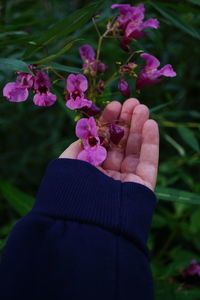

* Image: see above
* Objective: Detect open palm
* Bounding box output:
[60,98,159,191]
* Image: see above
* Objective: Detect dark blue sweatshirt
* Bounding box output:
[0,158,156,300]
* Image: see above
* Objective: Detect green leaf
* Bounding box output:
[35,39,75,64]
[150,2,200,40]
[177,126,200,153]
[155,186,200,205]
[0,180,34,216]
[0,58,31,73]
[48,62,81,74]
[188,0,200,6]
[23,1,103,59]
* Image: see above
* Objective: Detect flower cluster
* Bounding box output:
[111,4,159,51]
[3,66,57,106]
[75,117,124,166]
[2,3,177,166]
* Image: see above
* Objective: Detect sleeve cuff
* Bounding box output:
[33,158,157,256]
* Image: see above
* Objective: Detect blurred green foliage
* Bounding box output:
[0,0,200,298]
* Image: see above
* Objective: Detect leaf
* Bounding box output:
[150,2,200,40]
[164,134,185,156]
[188,0,200,6]
[155,186,200,205]
[48,62,81,74]
[0,58,31,73]
[35,39,75,64]
[0,179,34,216]
[177,126,200,153]
[0,31,28,38]
[23,1,103,59]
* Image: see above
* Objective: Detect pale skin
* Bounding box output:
[60,98,159,191]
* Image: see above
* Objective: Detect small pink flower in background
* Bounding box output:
[65,74,92,110]
[3,82,29,102]
[79,44,107,77]
[3,68,34,102]
[33,71,57,106]
[111,4,159,51]
[76,117,107,166]
[136,53,176,90]
[182,260,200,277]
[118,79,130,97]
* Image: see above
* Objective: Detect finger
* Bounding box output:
[136,119,159,190]
[59,140,82,159]
[121,104,149,173]
[99,101,122,123]
[103,98,140,171]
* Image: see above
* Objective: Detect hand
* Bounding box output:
[59,98,159,191]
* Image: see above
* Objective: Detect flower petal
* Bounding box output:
[3,82,28,102]
[77,145,107,166]
[66,96,92,110]
[159,64,177,77]
[79,44,96,61]
[66,74,88,93]
[140,53,160,69]
[33,91,57,106]
[142,18,160,29]
[76,117,98,139]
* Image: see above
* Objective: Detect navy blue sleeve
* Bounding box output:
[0,158,157,300]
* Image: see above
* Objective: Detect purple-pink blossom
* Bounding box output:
[79,44,107,77]
[182,260,200,277]
[65,74,92,110]
[111,4,159,51]
[136,53,176,90]
[76,117,107,166]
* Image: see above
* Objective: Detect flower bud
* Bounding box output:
[83,103,101,116]
[109,124,124,145]
[118,79,130,97]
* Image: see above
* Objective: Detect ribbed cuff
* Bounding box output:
[33,159,157,255]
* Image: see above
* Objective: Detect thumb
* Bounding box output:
[59,140,82,159]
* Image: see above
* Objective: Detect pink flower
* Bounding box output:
[65,74,92,110]
[118,79,130,97]
[33,91,57,107]
[3,82,28,102]
[76,117,107,166]
[79,44,107,77]
[111,4,159,50]
[183,260,200,277]
[136,53,176,90]
[33,71,57,106]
